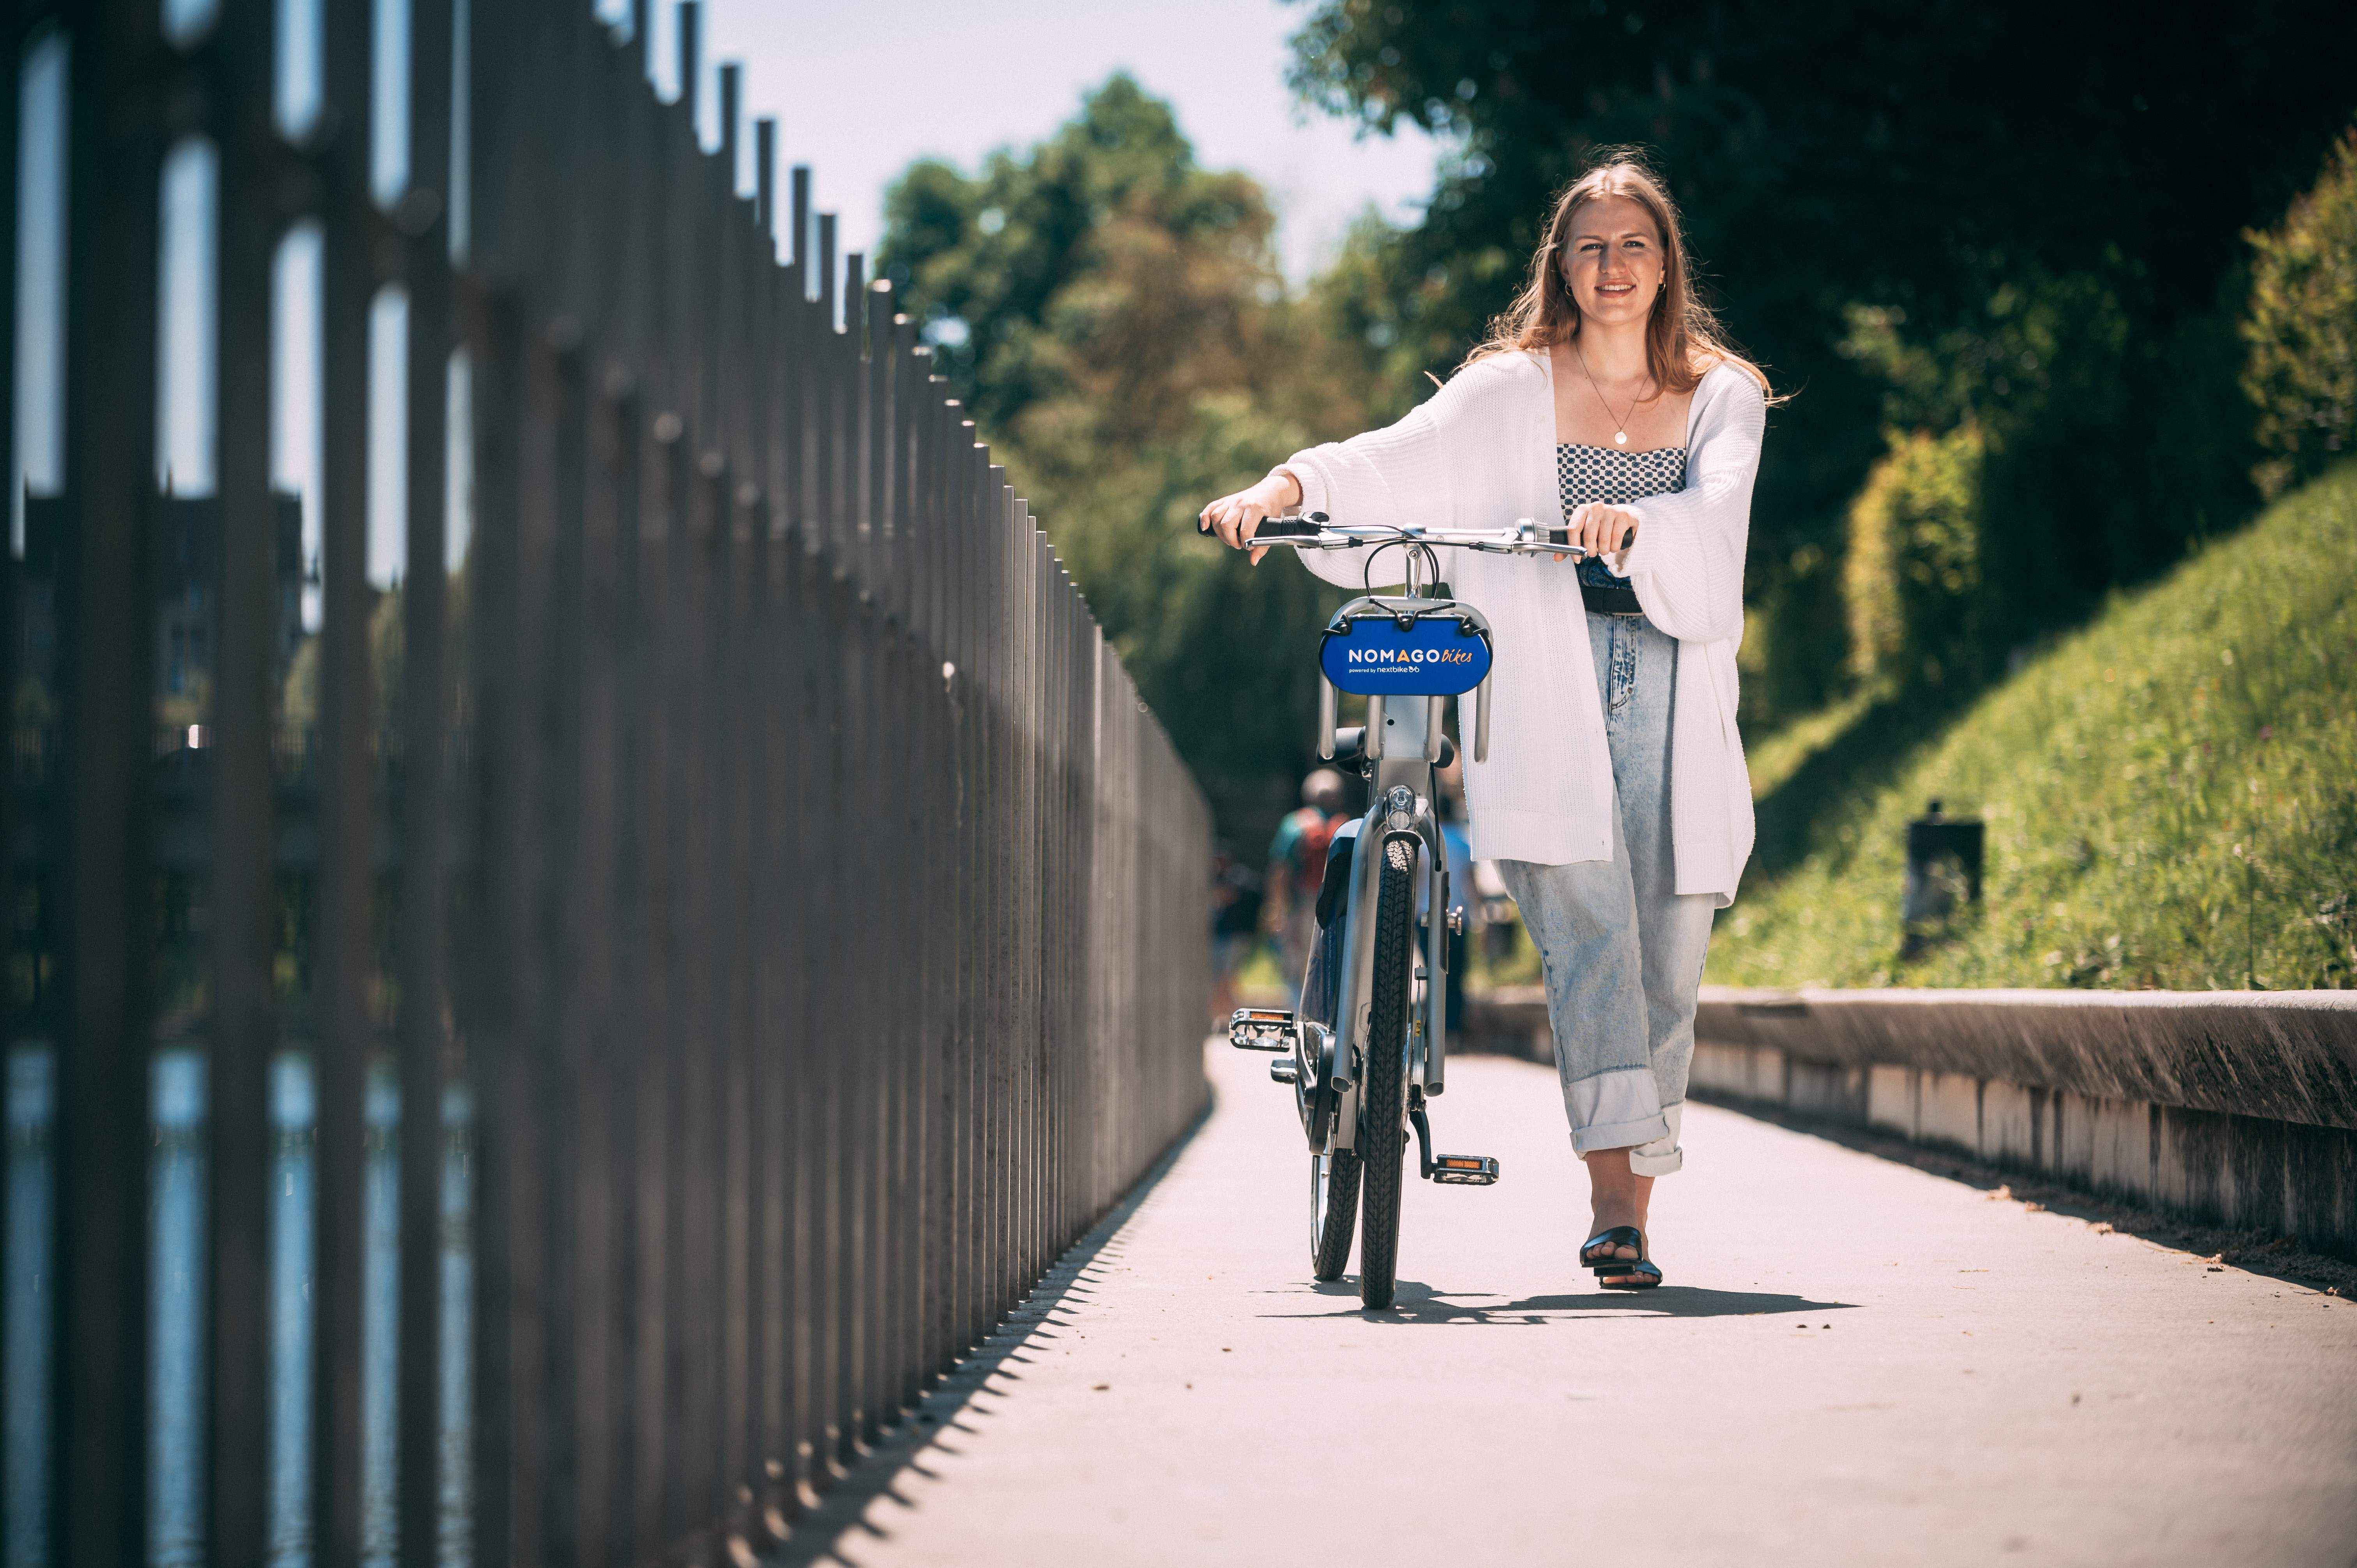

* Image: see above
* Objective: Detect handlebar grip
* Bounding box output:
[1249,517,1322,539]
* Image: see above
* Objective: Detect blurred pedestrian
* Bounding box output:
[1208,848,1264,1024]
[1266,768,1349,1006]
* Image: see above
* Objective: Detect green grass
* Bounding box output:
[1741,685,1880,801]
[1709,461,2357,991]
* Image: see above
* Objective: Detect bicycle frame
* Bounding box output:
[1323,677,1452,1153]
[1227,513,1567,1214]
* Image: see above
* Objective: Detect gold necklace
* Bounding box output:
[1573,341,1648,446]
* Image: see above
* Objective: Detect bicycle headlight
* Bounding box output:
[1384,785,1416,835]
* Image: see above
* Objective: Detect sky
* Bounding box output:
[632,0,1447,284]
[12,0,1442,590]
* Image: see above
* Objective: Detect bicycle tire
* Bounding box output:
[1309,1144,1360,1280]
[1355,835,1418,1310]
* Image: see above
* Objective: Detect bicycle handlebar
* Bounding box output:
[1245,516,1324,539]
[1200,511,1619,557]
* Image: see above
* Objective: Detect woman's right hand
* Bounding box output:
[1198,470,1304,566]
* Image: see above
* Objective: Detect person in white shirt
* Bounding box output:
[1199,148,1779,1291]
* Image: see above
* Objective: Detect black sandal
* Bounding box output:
[1599,1259,1662,1291]
[1580,1225,1662,1290]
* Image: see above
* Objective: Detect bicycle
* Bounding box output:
[1217,510,1607,1309]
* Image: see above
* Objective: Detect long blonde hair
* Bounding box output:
[1463,148,1778,401]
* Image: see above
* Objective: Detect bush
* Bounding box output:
[1841,421,1986,691]
[2242,122,2357,501]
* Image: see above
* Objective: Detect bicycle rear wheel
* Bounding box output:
[1355,835,1418,1310]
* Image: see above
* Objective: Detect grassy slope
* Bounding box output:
[1709,461,2357,991]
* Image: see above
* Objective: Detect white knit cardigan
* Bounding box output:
[1281,348,1765,905]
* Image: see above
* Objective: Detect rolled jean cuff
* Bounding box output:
[1565,1065,1666,1156]
[1626,1102,1684,1177]
[1573,1112,1672,1157]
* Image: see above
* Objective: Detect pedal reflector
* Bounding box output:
[1228,1008,1295,1052]
[1431,1155,1500,1186]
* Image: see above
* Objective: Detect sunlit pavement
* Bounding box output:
[775,1040,2357,1568]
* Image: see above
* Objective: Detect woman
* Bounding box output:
[1199,150,1776,1290]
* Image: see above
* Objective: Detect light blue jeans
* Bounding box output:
[1493,611,1717,1177]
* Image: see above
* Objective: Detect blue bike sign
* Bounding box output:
[1318,613,1493,697]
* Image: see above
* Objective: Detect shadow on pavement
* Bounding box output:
[1703,1093,2357,1296]
[759,1091,1217,1567]
[1263,1277,1859,1324]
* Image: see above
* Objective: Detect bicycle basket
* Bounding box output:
[1318,611,1492,697]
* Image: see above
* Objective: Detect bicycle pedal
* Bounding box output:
[1429,1155,1499,1186]
[1267,1058,1299,1085]
[1228,1008,1295,1052]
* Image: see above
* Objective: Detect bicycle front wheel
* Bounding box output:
[1355,835,1418,1310]
[1309,1144,1360,1280]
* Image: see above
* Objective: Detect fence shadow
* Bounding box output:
[761,1091,1217,1568]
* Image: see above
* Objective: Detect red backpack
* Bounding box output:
[1289,810,1336,901]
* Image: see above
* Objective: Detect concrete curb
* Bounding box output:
[1692,986,2357,1131]
[1458,984,2357,1260]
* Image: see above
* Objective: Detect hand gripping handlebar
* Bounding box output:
[1202,510,1639,769]
[1204,511,1623,556]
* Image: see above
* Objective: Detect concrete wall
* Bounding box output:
[1459,986,2357,1259]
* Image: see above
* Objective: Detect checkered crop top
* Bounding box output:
[1557,442,1687,590]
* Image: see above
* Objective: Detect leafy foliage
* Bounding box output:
[1285,0,2357,721]
[2243,123,2357,501]
[1836,125,2357,716]
[1841,421,1984,692]
[878,77,1378,854]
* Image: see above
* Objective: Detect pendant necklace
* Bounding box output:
[1574,341,1646,446]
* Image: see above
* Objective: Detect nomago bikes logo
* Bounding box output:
[1343,646,1480,668]
[1320,616,1492,696]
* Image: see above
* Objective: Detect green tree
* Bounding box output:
[1286,0,2355,720]
[878,76,1378,854]
[2243,123,2357,501]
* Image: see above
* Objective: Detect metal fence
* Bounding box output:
[4,0,1213,1563]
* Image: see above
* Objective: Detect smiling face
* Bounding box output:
[1559,192,1666,330]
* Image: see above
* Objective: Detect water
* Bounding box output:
[5,1047,53,1568]
[152,1051,207,1568]
[2,1044,472,1567]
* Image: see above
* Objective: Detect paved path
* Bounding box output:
[777,1043,2357,1568]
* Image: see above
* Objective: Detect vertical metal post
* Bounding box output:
[675,0,699,134]
[55,5,161,1562]
[754,118,775,256]
[311,0,379,1552]
[395,0,457,1560]
[206,1,281,1563]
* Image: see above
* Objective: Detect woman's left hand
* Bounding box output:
[1553,501,1641,564]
